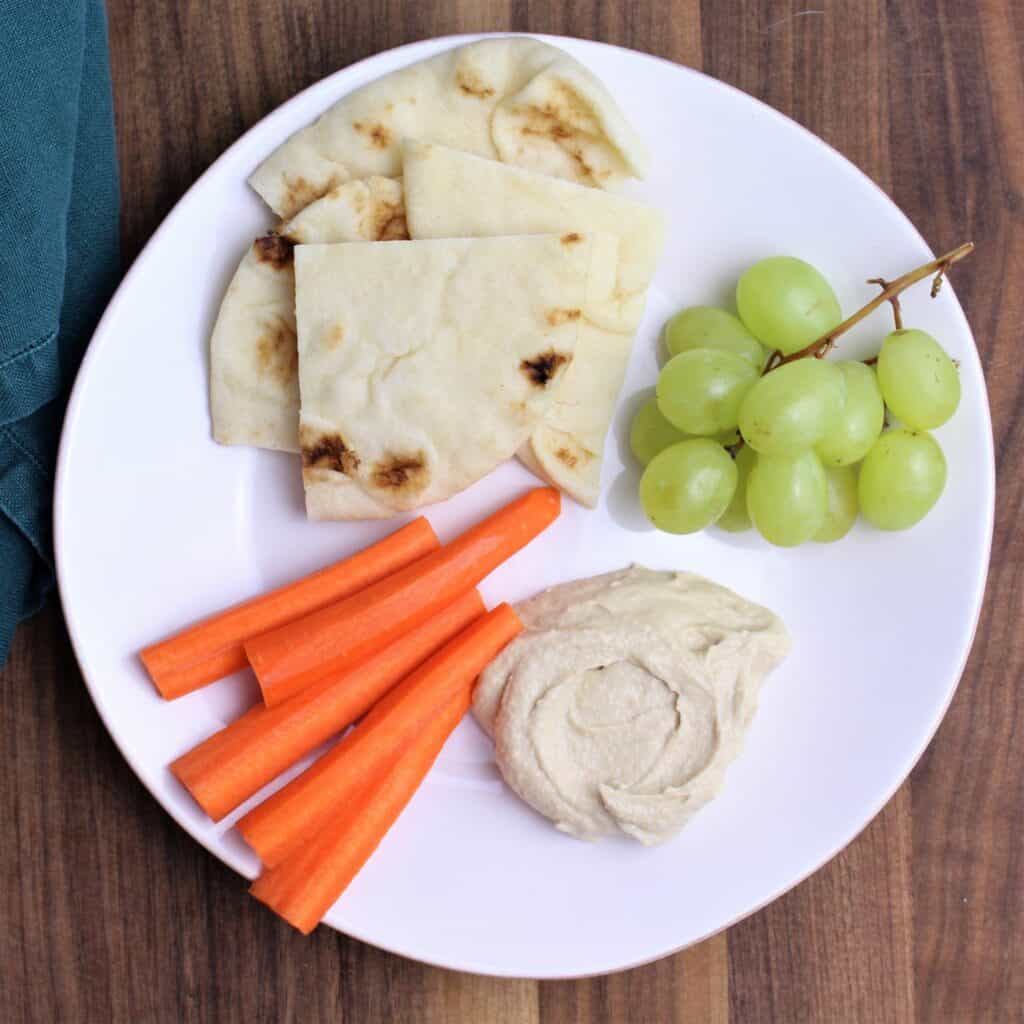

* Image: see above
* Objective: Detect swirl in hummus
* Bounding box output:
[473,567,790,844]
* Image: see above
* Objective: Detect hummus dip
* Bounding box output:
[474,567,790,844]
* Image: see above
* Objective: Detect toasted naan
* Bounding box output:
[402,141,665,506]
[295,234,618,518]
[526,322,638,506]
[209,177,406,451]
[249,38,648,219]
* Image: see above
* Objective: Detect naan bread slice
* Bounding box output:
[250,37,648,219]
[295,234,618,518]
[402,141,665,506]
[526,322,636,507]
[209,177,406,451]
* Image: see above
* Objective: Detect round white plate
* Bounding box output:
[55,34,994,977]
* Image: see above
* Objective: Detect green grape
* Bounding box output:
[663,306,766,368]
[736,256,842,355]
[630,396,738,466]
[858,428,947,530]
[717,445,757,532]
[630,397,690,466]
[639,439,738,534]
[814,464,860,542]
[657,349,759,436]
[746,450,827,547]
[738,358,846,455]
[876,328,961,429]
[815,361,885,466]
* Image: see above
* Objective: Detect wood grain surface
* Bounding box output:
[2,2,1020,1021]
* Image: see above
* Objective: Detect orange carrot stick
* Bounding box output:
[245,488,558,706]
[170,589,486,821]
[141,518,439,699]
[250,686,470,934]
[238,603,522,867]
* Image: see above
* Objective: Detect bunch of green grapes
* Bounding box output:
[632,257,960,545]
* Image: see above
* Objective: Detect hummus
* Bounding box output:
[474,567,790,844]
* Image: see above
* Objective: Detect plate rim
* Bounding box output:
[53,31,996,978]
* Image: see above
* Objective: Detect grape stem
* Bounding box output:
[765,241,975,371]
[867,277,903,329]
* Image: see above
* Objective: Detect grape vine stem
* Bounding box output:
[765,241,975,372]
[867,277,903,329]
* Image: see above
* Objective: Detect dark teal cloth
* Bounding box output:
[0,0,120,664]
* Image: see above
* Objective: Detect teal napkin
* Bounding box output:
[0,0,120,664]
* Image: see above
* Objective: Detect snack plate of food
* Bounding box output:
[55,33,994,977]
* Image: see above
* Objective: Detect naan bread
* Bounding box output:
[209,177,406,451]
[295,234,618,518]
[527,322,637,506]
[250,37,648,219]
[402,141,665,506]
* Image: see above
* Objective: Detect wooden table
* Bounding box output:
[3,2,1020,1020]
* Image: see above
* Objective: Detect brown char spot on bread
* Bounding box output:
[255,316,298,385]
[253,233,296,268]
[374,204,408,240]
[300,427,360,476]
[553,442,591,468]
[353,120,391,149]
[520,104,577,141]
[516,104,601,184]
[521,349,571,387]
[550,82,597,127]
[378,213,408,240]
[372,453,428,493]
[326,323,345,348]
[456,68,496,99]
[569,147,596,183]
[545,307,582,327]
[560,232,583,245]
[282,173,343,215]
[363,187,408,240]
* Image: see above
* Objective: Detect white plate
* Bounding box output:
[55,34,994,977]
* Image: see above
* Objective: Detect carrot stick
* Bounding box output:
[250,686,469,934]
[140,518,439,699]
[245,488,558,706]
[170,589,485,821]
[238,603,522,867]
